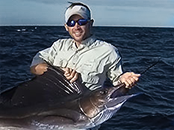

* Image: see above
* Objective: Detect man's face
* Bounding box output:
[65,15,93,45]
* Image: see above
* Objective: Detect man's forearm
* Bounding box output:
[30,63,48,75]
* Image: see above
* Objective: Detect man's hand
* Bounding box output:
[119,72,141,89]
[30,63,48,75]
[62,68,78,83]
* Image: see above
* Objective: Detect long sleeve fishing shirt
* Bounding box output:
[31,36,123,90]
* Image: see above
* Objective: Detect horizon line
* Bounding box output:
[0,24,174,28]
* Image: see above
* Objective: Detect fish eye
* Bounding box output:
[99,90,108,95]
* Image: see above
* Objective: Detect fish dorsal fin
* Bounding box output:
[45,66,84,95]
[0,65,87,108]
[44,61,88,95]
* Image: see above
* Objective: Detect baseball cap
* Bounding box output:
[65,4,91,23]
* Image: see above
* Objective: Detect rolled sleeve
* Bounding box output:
[30,47,52,67]
[30,40,63,67]
[30,52,45,67]
[107,48,123,86]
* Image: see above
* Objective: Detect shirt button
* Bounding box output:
[73,55,78,63]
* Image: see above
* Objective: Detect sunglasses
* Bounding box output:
[66,19,90,27]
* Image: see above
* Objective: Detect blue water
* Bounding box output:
[0,26,174,130]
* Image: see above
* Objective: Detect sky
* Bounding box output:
[0,0,174,27]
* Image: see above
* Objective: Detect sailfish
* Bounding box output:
[0,65,137,130]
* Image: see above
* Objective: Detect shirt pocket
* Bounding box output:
[80,60,100,84]
[53,51,75,67]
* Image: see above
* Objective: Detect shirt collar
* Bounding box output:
[72,35,96,50]
[81,35,96,47]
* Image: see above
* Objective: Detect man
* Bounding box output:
[30,2,140,129]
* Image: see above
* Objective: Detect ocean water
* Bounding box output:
[0,26,174,130]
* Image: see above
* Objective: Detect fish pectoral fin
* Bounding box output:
[37,115,75,125]
[37,108,83,123]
